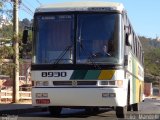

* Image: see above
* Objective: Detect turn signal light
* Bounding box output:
[116,80,123,87]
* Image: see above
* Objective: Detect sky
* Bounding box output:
[10,0,160,39]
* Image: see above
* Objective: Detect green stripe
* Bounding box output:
[70,70,87,80]
[84,70,101,80]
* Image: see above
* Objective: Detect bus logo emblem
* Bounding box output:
[72,81,77,86]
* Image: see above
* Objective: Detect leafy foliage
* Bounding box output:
[0,0,12,20]
[139,36,160,86]
[0,13,32,76]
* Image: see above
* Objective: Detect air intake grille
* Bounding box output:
[53,81,97,86]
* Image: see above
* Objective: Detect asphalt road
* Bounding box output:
[17,108,116,120]
[2,98,160,120]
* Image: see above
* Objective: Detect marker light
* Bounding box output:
[36,93,48,98]
[102,93,109,97]
[109,93,116,97]
[102,93,116,98]
[88,7,117,11]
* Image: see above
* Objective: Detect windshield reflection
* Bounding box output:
[76,14,120,64]
[35,15,74,64]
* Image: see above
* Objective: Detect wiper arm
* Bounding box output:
[78,23,101,69]
[54,45,72,64]
[78,41,101,69]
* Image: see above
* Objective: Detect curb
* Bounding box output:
[0,107,48,116]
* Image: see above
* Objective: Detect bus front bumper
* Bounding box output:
[32,87,127,107]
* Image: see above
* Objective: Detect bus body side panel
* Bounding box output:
[127,51,144,105]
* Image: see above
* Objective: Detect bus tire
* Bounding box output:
[116,106,126,118]
[127,83,132,111]
[92,107,99,112]
[132,103,139,111]
[127,104,132,111]
[48,106,62,116]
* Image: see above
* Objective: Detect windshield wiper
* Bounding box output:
[78,22,101,69]
[54,45,72,64]
[78,40,101,69]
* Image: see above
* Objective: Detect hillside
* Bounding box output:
[139,36,160,86]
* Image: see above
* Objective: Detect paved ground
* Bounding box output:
[0,98,160,120]
[0,103,47,115]
[10,100,160,120]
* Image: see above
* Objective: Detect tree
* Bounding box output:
[0,1,3,9]
[22,18,31,27]
[0,0,13,44]
[0,0,14,76]
[0,0,12,20]
[139,36,160,86]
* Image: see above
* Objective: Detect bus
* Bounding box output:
[23,1,144,118]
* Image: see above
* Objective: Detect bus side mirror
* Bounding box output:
[126,33,132,46]
[22,30,29,44]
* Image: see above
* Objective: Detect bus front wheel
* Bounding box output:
[132,103,139,111]
[48,106,62,116]
[116,106,126,118]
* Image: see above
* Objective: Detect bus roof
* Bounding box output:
[35,1,124,13]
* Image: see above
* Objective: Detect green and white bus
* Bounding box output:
[26,1,144,118]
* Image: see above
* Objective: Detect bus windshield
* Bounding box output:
[34,13,123,65]
[77,14,122,64]
[35,15,74,64]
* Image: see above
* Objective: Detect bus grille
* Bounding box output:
[53,81,97,86]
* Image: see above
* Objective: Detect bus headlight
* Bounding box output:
[100,81,116,86]
[99,80,123,87]
[108,81,115,85]
[100,81,108,85]
[36,81,49,86]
